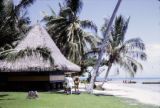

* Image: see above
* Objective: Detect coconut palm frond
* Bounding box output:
[48,6,56,17]
[111,15,130,46]
[0,0,4,13]
[123,50,147,61]
[42,15,57,22]
[117,51,144,77]
[59,7,74,18]
[0,0,34,48]
[125,55,143,70]
[2,47,54,65]
[18,11,30,25]
[83,57,97,67]
[83,32,100,48]
[46,17,66,25]
[65,0,83,15]
[118,57,136,77]
[0,49,14,60]
[16,0,36,10]
[123,38,145,50]
[101,18,110,39]
[80,20,97,33]
[67,42,81,63]
[84,48,100,57]
[43,0,98,66]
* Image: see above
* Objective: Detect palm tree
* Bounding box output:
[0,0,36,49]
[43,0,99,66]
[89,0,122,93]
[100,15,147,86]
[0,1,3,12]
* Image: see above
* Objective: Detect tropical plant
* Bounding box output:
[100,15,147,86]
[0,46,54,64]
[0,0,36,49]
[43,0,99,65]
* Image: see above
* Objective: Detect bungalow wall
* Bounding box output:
[0,71,65,91]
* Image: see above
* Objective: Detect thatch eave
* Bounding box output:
[0,25,81,72]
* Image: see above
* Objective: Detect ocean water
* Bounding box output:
[96,77,160,82]
[127,83,160,92]
[80,77,160,82]
[80,77,160,93]
[99,77,160,92]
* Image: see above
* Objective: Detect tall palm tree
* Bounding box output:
[100,15,147,86]
[89,0,122,93]
[0,0,36,50]
[43,0,99,65]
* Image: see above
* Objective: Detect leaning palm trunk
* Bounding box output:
[88,0,122,94]
[101,64,112,87]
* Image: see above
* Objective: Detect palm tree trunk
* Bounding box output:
[101,64,112,87]
[88,0,122,94]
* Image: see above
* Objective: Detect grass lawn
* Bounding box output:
[0,92,157,108]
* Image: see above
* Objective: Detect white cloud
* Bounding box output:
[138,44,160,77]
[146,44,160,58]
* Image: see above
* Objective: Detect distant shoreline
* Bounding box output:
[142,81,160,84]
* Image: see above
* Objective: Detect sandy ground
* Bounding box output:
[79,82,160,106]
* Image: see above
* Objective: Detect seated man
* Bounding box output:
[27,91,39,99]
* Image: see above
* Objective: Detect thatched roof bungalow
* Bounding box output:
[0,25,81,91]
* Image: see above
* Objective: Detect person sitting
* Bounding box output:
[27,91,39,99]
[34,91,39,98]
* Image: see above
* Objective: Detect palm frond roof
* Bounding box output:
[0,24,81,72]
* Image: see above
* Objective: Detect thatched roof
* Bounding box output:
[0,25,81,72]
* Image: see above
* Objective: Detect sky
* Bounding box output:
[14,0,160,78]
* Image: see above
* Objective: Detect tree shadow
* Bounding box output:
[0,98,15,101]
[94,93,114,97]
[0,93,15,101]
[0,94,9,98]
[50,91,65,94]
[47,90,81,95]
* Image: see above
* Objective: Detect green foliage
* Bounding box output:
[0,0,3,13]
[16,0,36,9]
[43,0,99,65]
[83,57,97,67]
[0,0,35,49]
[102,15,147,78]
[0,47,54,64]
[64,0,83,15]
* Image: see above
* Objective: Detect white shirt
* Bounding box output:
[65,77,74,88]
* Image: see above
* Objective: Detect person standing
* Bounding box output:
[74,76,80,94]
[65,74,74,94]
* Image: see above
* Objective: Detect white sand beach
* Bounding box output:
[79,82,160,106]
